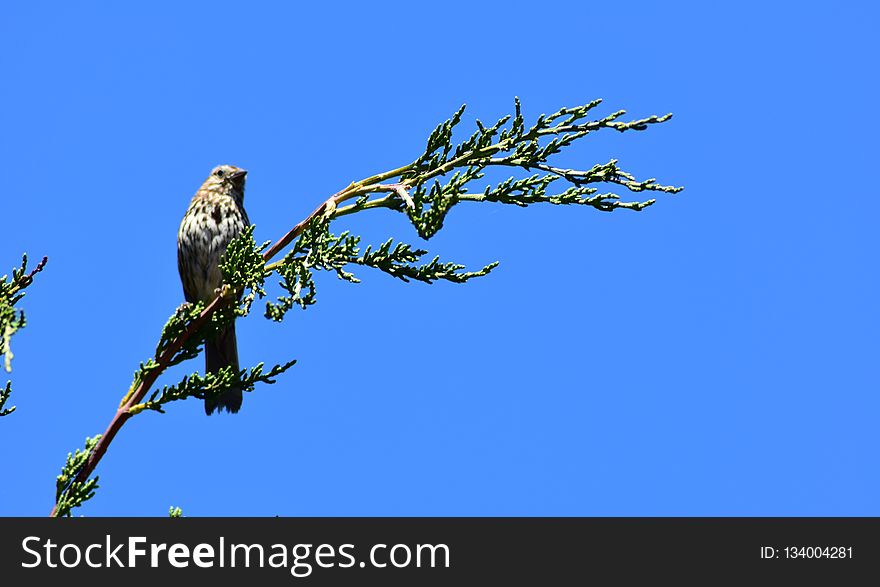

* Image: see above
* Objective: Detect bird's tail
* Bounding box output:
[204,321,242,415]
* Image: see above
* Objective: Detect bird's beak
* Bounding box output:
[230,169,247,181]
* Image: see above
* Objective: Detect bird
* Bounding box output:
[177,164,250,414]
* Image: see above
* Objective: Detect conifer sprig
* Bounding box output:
[0,253,47,417]
[54,435,101,517]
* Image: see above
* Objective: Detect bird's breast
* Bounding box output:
[178,196,249,303]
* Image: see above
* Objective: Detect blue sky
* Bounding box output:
[1,1,877,516]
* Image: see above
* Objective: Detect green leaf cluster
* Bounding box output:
[266,218,497,321]
[0,254,46,417]
[335,98,681,240]
[0,381,14,417]
[54,435,101,517]
[131,360,297,414]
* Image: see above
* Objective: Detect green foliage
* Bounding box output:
[356,239,498,284]
[337,97,681,238]
[1,254,47,371]
[131,360,297,414]
[266,217,497,321]
[155,302,206,368]
[0,254,47,416]
[219,224,271,317]
[0,381,14,417]
[54,435,101,517]
[268,98,679,321]
[169,506,183,518]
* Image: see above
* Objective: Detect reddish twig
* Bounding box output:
[23,256,49,284]
[10,255,48,294]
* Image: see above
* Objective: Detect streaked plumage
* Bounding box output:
[177,164,250,414]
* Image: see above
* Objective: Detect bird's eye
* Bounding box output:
[214,169,225,178]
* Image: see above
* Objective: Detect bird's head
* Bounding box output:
[200,164,247,196]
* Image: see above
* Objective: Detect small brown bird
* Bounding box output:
[177,165,250,414]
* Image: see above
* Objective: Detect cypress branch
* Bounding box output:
[50,98,681,515]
